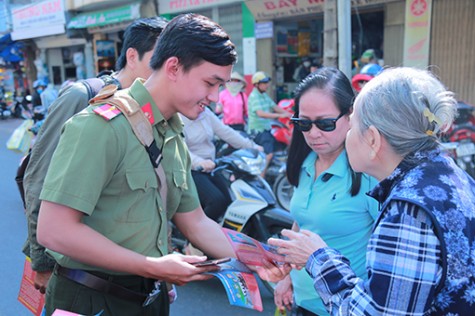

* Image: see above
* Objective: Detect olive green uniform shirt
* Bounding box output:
[40,79,199,273]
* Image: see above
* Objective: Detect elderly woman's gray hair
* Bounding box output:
[353,67,457,156]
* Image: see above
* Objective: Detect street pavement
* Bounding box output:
[0,118,277,315]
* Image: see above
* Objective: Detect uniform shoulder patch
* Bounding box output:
[93,103,123,121]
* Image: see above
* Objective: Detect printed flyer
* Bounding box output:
[17,257,45,316]
[222,228,285,266]
[209,259,263,312]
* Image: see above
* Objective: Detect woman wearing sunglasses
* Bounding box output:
[273,67,379,315]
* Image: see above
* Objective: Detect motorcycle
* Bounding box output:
[171,148,294,293]
[441,101,475,178]
[11,94,33,119]
[266,99,294,210]
[0,94,12,119]
[268,103,296,213]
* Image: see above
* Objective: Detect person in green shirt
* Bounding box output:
[37,14,238,316]
[247,71,291,176]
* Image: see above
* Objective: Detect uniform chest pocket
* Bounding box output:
[122,169,158,222]
[126,169,158,191]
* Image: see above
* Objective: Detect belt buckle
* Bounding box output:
[142,281,161,307]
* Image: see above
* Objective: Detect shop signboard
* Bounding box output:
[245,0,325,20]
[403,0,432,67]
[68,3,141,29]
[245,0,399,20]
[0,0,9,33]
[159,0,241,14]
[11,0,66,40]
[255,22,273,39]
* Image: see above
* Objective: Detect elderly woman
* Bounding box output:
[268,67,475,315]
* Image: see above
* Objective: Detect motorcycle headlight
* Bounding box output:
[233,153,266,175]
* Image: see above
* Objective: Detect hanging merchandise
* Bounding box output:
[6,119,34,154]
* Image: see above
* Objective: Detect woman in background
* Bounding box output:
[215,71,248,131]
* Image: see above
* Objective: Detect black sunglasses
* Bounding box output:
[291,112,346,132]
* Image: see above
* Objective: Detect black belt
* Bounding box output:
[54,265,162,307]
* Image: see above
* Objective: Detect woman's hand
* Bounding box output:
[254,259,291,283]
[268,229,327,267]
[274,274,293,312]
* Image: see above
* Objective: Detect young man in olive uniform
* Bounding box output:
[22,17,168,296]
[37,14,237,315]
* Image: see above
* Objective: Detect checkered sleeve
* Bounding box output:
[306,201,442,315]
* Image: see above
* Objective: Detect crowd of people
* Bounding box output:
[17,12,474,316]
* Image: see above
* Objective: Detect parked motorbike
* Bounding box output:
[11,94,33,119]
[171,148,294,293]
[0,94,12,119]
[266,99,294,210]
[441,101,475,178]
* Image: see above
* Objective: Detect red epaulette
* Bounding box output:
[93,103,123,121]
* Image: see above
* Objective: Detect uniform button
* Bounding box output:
[162,121,168,127]
[158,240,163,246]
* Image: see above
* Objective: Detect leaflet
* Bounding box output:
[222,228,285,266]
[208,258,263,311]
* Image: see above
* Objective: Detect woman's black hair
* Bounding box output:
[286,67,362,196]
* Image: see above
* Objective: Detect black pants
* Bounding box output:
[191,170,231,221]
[229,123,245,131]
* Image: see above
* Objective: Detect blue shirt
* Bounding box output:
[290,150,379,315]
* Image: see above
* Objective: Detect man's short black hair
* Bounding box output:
[115,17,168,70]
[150,13,237,72]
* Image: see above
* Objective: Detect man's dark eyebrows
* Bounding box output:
[211,75,226,83]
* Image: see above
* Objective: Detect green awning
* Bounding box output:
[68,3,140,29]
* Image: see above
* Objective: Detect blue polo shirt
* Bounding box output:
[290,150,379,315]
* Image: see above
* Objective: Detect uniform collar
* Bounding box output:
[128,78,183,133]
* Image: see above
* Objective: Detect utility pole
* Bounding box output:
[323,0,338,67]
[338,0,352,79]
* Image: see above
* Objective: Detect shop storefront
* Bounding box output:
[10,0,79,89]
[67,1,146,76]
[245,0,399,100]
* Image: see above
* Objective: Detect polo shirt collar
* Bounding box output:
[128,78,184,134]
[302,149,348,180]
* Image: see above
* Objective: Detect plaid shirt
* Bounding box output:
[306,149,475,315]
[306,200,441,315]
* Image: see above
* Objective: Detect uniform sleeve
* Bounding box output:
[306,201,442,315]
[40,111,123,215]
